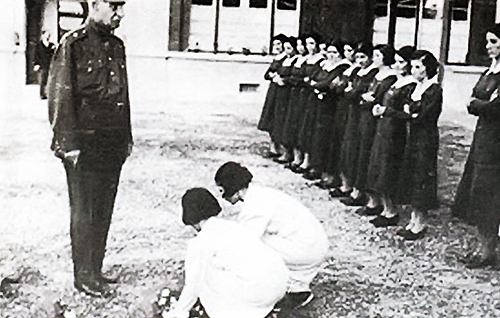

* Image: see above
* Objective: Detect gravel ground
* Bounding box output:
[1,70,499,318]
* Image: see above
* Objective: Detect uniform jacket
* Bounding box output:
[48,20,132,168]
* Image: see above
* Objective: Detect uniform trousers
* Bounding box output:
[64,162,122,278]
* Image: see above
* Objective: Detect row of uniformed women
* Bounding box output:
[258,34,442,241]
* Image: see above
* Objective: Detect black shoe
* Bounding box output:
[274,291,314,312]
[355,205,384,216]
[262,151,281,159]
[329,188,352,198]
[74,275,114,298]
[96,272,119,284]
[397,227,427,241]
[313,180,336,189]
[274,156,292,164]
[74,279,103,297]
[340,194,367,206]
[288,291,314,309]
[465,255,499,269]
[290,164,302,173]
[303,169,321,180]
[370,214,400,227]
[295,166,310,174]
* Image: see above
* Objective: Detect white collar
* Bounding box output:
[282,55,297,66]
[294,55,307,67]
[411,75,438,101]
[392,75,417,89]
[343,63,359,76]
[487,59,500,74]
[322,59,349,72]
[306,53,324,64]
[273,52,286,61]
[375,67,397,80]
[357,63,378,77]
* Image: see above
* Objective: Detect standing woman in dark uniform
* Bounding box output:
[396,50,442,241]
[295,35,325,173]
[453,24,500,267]
[364,46,417,227]
[258,34,287,158]
[273,37,298,164]
[327,43,359,195]
[348,44,397,210]
[335,43,379,205]
[282,36,308,169]
[307,42,350,183]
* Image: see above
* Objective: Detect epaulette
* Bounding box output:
[62,27,88,45]
[53,26,88,56]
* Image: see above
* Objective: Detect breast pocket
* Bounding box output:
[76,58,105,95]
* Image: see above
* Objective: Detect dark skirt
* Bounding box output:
[397,133,438,210]
[353,110,378,190]
[465,164,500,237]
[453,138,500,237]
[271,85,292,145]
[339,94,362,185]
[281,85,304,148]
[367,117,407,199]
[325,95,350,179]
[310,94,336,172]
[257,82,278,134]
[297,87,317,153]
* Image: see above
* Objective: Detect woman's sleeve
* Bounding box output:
[410,85,443,124]
[315,65,349,92]
[361,76,397,111]
[264,61,278,81]
[167,240,206,318]
[468,92,500,117]
[238,208,271,238]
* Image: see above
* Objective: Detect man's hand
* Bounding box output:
[64,150,81,167]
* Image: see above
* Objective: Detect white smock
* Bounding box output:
[165,217,289,318]
[237,184,329,292]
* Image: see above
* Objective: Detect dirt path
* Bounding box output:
[1,80,500,318]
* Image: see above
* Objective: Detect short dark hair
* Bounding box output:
[374,44,395,66]
[412,50,439,79]
[214,161,253,200]
[283,36,297,50]
[181,188,222,226]
[330,40,346,59]
[396,45,416,75]
[355,42,373,57]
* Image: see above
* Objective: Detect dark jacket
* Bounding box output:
[48,21,132,169]
[35,40,55,70]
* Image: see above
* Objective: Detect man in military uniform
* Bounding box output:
[47,0,132,297]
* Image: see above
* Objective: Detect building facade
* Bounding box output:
[2,0,500,87]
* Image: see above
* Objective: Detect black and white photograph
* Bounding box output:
[2,0,500,317]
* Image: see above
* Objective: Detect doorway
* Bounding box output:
[25,0,44,84]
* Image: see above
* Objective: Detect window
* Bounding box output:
[192,0,213,5]
[277,0,296,10]
[223,0,240,7]
[250,0,267,8]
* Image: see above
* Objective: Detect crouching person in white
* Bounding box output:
[162,187,289,318]
[214,162,330,317]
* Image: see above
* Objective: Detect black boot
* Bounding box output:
[74,266,113,298]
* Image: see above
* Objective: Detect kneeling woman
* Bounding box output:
[215,161,329,314]
[162,188,289,318]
